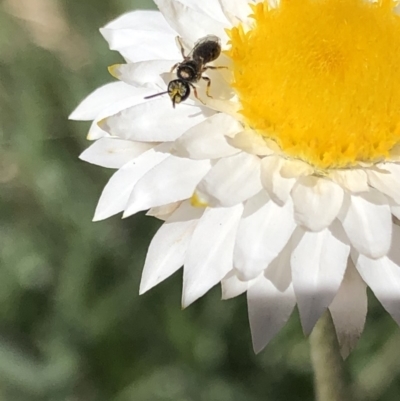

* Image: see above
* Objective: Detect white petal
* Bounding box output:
[329,261,367,359]
[339,189,392,258]
[227,130,274,156]
[391,203,400,220]
[280,159,314,178]
[234,191,296,280]
[101,11,180,62]
[329,169,369,193]
[221,271,258,300]
[195,152,262,207]
[100,98,215,142]
[291,222,350,335]
[110,60,178,88]
[93,144,170,221]
[173,113,241,159]
[104,29,180,62]
[247,272,296,353]
[69,82,136,121]
[87,87,154,140]
[264,241,293,292]
[261,156,297,205]
[146,202,181,220]
[176,0,228,24]
[353,224,400,325]
[385,162,400,180]
[103,10,175,32]
[218,0,254,24]
[182,204,243,307]
[367,163,400,204]
[140,201,203,294]
[154,0,229,44]
[79,138,154,169]
[87,121,109,141]
[292,176,344,232]
[123,156,211,217]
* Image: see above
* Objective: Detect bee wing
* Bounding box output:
[187,35,221,59]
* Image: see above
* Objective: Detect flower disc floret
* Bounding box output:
[228,0,400,169]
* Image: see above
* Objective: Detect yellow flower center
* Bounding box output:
[228,0,400,169]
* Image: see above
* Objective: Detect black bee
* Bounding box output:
[145,35,224,107]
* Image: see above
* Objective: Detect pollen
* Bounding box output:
[228,0,400,169]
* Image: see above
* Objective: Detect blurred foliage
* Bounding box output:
[0,0,400,400]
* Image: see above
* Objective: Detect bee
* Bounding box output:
[144,35,224,107]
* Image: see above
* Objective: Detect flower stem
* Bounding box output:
[309,310,350,401]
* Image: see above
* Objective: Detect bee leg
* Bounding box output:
[170,62,179,73]
[202,76,213,98]
[176,36,187,59]
[190,83,206,105]
[203,65,229,71]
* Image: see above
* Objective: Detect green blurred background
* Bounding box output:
[1,0,400,400]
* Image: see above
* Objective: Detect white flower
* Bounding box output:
[70,0,400,356]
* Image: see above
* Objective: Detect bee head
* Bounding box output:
[168,79,190,108]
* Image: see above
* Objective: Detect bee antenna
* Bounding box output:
[144,91,169,100]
